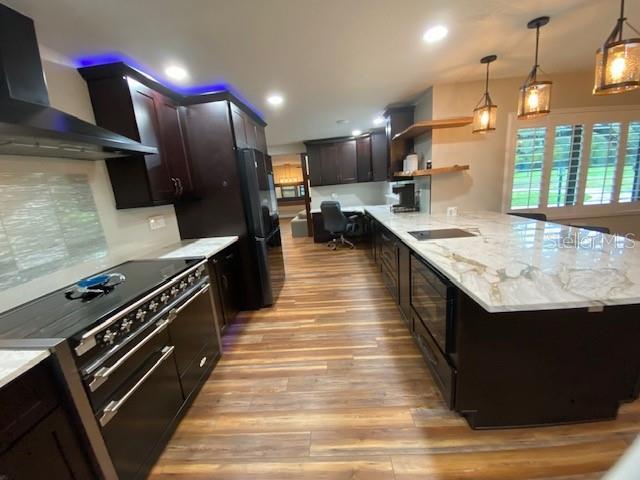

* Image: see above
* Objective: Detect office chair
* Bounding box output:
[320,201,358,250]
[508,212,547,221]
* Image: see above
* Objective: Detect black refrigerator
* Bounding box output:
[236,148,285,307]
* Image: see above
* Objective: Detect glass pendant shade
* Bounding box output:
[593,0,640,95]
[517,17,552,119]
[472,104,497,133]
[517,80,552,118]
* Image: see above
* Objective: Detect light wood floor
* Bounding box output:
[150,220,640,479]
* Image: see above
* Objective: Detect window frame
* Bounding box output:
[502,106,640,219]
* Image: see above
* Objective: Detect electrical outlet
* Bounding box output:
[148,215,166,230]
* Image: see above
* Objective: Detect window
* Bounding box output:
[547,125,584,207]
[505,108,640,217]
[620,122,640,203]
[510,127,546,210]
[584,122,621,205]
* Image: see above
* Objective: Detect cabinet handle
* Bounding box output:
[99,346,175,427]
[89,317,173,392]
[381,232,391,242]
[171,177,179,195]
[176,177,184,196]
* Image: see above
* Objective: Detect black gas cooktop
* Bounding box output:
[0,258,200,340]
[408,228,477,240]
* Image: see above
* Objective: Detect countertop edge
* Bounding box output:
[0,349,50,389]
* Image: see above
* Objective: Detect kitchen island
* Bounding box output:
[364,206,640,429]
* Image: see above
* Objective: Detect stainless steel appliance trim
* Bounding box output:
[75,260,207,356]
[175,284,209,314]
[88,316,173,392]
[99,345,175,427]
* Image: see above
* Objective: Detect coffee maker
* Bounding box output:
[391,182,419,212]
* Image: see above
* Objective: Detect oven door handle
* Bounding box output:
[89,317,173,392]
[99,346,175,427]
[174,284,209,315]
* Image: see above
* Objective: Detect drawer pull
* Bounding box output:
[89,317,172,392]
[99,346,175,427]
[199,356,207,368]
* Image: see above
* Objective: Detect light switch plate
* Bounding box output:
[149,215,166,230]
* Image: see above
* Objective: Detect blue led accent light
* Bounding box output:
[74,52,264,120]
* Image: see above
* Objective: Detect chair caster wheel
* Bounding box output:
[329,243,337,250]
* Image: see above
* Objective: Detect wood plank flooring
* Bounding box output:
[149,219,640,479]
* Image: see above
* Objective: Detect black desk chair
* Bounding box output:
[320,201,358,250]
[508,212,547,221]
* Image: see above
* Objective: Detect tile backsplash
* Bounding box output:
[0,172,107,291]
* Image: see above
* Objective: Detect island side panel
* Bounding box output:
[453,292,640,429]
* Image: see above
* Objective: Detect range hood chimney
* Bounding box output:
[0,3,157,160]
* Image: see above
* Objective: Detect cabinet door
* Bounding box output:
[213,247,240,329]
[246,117,258,149]
[306,145,323,186]
[398,242,412,327]
[129,81,175,202]
[356,136,372,182]
[0,407,95,480]
[156,99,194,196]
[371,130,388,181]
[230,104,248,148]
[337,140,357,184]
[256,126,268,153]
[320,144,339,186]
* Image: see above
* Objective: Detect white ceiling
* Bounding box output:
[6,0,638,148]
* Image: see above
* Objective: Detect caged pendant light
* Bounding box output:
[518,16,552,119]
[593,0,640,95]
[472,55,498,133]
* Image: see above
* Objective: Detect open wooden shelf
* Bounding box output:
[393,164,470,179]
[392,117,473,141]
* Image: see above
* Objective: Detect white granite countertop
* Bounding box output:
[144,236,239,260]
[365,205,640,313]
[0,349,50,389]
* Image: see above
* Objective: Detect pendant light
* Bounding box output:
[593,0,640,95]
[517,16,552,119]
[472,55,498,133]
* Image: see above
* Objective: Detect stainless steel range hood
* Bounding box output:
[0,4,157,160]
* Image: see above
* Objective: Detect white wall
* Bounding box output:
[0,53,181,270]
[310,181,389,209]
[415,70,640,236]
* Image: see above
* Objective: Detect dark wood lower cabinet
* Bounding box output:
[209,245,240,332]
[364,213,640,429]
[0,359,95,480]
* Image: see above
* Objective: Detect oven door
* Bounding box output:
[98,339,182,480]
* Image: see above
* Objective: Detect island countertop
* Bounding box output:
[364,205,640,313]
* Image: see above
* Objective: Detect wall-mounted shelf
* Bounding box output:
[393,164,470,179]
[392,117,473,141]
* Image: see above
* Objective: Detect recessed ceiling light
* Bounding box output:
[423,25,448,43]
[165,65,188,81]
[266,94,284,107]
[352,129,362,136]
[373,117,384,126]
[336,119,350,124]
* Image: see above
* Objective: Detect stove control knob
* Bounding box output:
[149,300,159,312]
[120,318,133,333]
[103,329,117,345]
[160,293,170,303]
[170,286,179,296]
[179,281,187,290]
[187,275,195,284]
[195,269,202,279]
[135,309,147,321]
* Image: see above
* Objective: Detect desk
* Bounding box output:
[311,207,365,243]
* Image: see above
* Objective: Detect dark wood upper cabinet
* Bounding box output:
[320,144,339,186]
[304,134,387,187]
[337,140,357,184]
[356,136,372,182]
[371,129,389,181]
[307,144,323,187]
[230,103,267,154]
